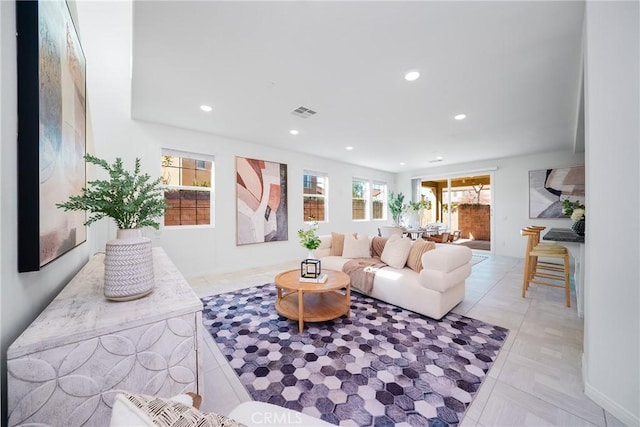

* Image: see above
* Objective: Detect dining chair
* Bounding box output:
[425,232,450,243]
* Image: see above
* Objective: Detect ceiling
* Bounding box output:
[131,1,585,173]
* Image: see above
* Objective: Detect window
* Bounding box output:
[161,150,214,226]
[352,178,369,220]
[303,171,327,221]
[371,182,387,220]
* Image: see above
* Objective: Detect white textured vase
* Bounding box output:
[103,228,154,301]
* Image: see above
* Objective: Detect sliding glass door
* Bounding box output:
[417,173,493,251]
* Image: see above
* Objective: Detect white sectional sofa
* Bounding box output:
[315,233,472,320]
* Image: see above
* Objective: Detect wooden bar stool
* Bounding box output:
[521,228,571,307]
[525,226,565,273]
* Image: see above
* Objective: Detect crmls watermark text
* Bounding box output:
[251,411,304,425]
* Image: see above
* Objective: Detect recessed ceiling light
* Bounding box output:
[454,113,467,120]
[436,156,444,161]
[346,146,354,151]
[289,129,299,135]
[404,71,420,81]
[200,105,213,112]
[400,162,406,166]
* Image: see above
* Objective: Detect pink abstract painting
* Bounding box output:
[236,157,288,245]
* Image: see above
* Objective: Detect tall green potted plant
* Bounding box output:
[57,154,167,301]
[388,191,405,226]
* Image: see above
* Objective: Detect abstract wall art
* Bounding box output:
[529,165,585,218]
[236,157,288,245]
[17,0,87,271]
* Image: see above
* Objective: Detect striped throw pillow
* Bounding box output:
[371,236,388,258]
[406,240,436,272]
[120,393,245,427]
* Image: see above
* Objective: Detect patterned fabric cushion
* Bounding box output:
[371,236,388,258]
[116,393,245,427]
[380,234,412,269]
[329,232,346,256]
[406,240,436,272]
[342,234,371,258]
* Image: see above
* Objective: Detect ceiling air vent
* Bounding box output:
[291,106,317,119]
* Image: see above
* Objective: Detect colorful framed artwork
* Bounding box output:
[529,166,585,219]
[17,0,87,271]
[236,156,288,245]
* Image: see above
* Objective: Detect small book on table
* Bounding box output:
[299,273,328,283]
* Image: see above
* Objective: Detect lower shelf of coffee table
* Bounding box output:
[275,290,349,324]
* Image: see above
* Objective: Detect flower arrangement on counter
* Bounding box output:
[570,208,585,222]
[562,199,585,220]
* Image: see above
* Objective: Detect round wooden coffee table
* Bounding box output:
[274,269,351,332]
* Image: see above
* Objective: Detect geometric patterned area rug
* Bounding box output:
[202,284,508,426]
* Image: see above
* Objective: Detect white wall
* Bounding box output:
[132,122,396,276]
[583,2,639,425]
[1,1,91,421]
[75,1,396,278]
[396,150,585,258]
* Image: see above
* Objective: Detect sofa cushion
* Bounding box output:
[315,235,332,258]
[329,232,346,256]
[319,255,350,271]
[109,393,244,427]
[342,234,371,258]
[418,262,472,292]
[380,234,412,269]
[318,235,332,250]
[371,236,388,258]
[421,244,472,273]
[406,240,436,272]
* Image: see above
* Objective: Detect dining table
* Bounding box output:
[403,228,425,240]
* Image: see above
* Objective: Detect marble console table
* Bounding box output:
[543,228,585,317]
[7,248,203,426]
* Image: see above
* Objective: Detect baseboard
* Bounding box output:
[583,353,640,426]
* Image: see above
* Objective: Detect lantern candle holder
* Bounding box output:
[301,259,321,278]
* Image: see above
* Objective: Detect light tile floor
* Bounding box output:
[189,254,624,426]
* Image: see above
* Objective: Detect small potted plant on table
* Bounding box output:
[297,218,321,259]
[57,154,167,301]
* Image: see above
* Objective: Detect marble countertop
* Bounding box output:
[543,228,585,243]
[8,247,202,359]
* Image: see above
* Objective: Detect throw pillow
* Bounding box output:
[110,393,246,427]
[342,234,371,258]
[329,232,346,256]
[406,240,436,272]
[380,234,412,269]
[371,236,388,258]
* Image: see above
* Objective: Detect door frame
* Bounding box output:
[413,168,496,253]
